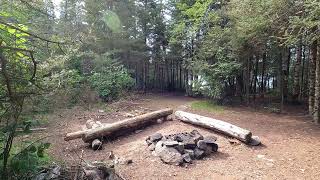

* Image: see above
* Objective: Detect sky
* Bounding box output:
[52,0,62,17]
[52,0,62,6]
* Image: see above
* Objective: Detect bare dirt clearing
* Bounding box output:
[40,93,320,180]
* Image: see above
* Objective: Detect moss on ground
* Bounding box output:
[191,100,224,113]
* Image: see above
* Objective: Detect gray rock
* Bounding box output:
[208,142,218,152]
[174,133,192,142]
[248,136,261,146]
[146,139,153,146]
[149,133,163,142]
[163,140,179,147]
[47,165,61,179]
[158,147,183,165]
[194,148,205,159]
[184,149,195,159]
[203,135,217,144]
[183,138,196,149]
[174,142,185,153]
[154,141,165,156]
[35,173,46,180]
[182,153,192,163]
[92,139,103,150]
[197,140,208,150]
[190,130,204,142]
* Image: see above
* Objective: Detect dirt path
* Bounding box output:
[42,93,320,180]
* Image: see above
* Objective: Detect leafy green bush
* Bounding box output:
[90,53,134,101]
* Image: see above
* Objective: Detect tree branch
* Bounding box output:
[0,19,64,44]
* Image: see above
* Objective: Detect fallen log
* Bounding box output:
[82,108,173,143]
[64,120,103,142]
[64,130,86,141]
[175,111,252,143]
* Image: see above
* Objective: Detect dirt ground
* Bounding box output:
[39,93,320,180]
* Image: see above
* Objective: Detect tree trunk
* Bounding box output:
[293,43,302,101]
[244,57,250,105]
[253,55,259,101]
[283,48,290,102]
[309,41,317,116]
[314,44,320,124]
[280,49,285,112]
[175,111,252,143]
[261,53,266,96]
[300,46,306,100]
[82,108,173,142]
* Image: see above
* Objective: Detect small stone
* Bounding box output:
[248,136,261,146]
[125,159,133,164]
[98,109,104,113]
[184,149,195,159]
[203,136,217,144]
[91,139,103,150]
[148,143,155,151]
[197,140,208,150]
[228,139,241,145]
[145,139,153,146]
[149,133,163,142]
[108,151,115,159]
[194,148,205,159]
[165,115,173,121]
[135,129,143,134]
[182,153,192,163]
[157,118,164,124]
[208,142,218,152]
[125,113,135,117]
[163,140,179,147]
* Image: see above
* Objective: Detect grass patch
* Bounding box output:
[191,100,224,112]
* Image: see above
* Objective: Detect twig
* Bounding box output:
[15,127,47,132]
[73,150,84,180]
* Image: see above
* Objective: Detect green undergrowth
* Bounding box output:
[191,100,224,113]
[0,141,53,179]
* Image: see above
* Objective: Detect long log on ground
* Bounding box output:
[82,108,173,143]
[64,130,86,141]
[175,111,252,143]
[64,120,103,141]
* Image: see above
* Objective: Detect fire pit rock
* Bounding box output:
[146,130,218,165]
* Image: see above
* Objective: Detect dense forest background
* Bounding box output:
[0,0,319,179]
